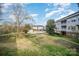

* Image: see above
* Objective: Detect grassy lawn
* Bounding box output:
[0,33,79,56]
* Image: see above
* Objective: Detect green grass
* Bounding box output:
[0,44,77,56]
[0,47,17,56]
[54,34,79,44]
[0,33,79,56]
[48,34,79,45]
[41,44,77,56]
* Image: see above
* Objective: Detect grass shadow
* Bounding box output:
[54,39,79,55]
[0,35,17,56]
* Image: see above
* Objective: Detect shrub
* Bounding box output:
[23,24,31,33]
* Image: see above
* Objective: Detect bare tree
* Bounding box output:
[11,4,33,37]
[0,3,3,21]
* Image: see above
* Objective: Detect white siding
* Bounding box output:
[66,16,79,32]
[55,11,79,34]
[55,22,61,33]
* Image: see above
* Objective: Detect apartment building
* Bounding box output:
[55,11,79,37]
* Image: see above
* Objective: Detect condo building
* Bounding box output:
[55,11,79,37]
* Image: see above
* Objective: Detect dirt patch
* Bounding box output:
[35,34,58,46]
[16,37,40,50]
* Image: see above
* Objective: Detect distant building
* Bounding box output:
[55,11,79,37]
[28,25,45,34]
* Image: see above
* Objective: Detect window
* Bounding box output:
[71,19,76,22]
[78,18,79,21]
[78,26,79,30]
[73,20,76,22]
[71,20,73,22]
[77,25,79,30]
[61,20,67,23]
[71,26,76,31]
[68,26,70,30]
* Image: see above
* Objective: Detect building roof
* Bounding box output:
[56,11,79,23]
[33,25,44,27]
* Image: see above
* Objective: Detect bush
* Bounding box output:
[23,24,31,33]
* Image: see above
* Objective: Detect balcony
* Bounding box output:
[61,25,67,31]
[61,20,67,26]
[61,20,67,24]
